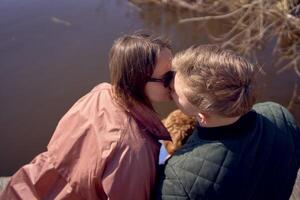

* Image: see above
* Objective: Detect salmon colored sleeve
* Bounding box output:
[45,87,124,199]
[0,85,124,200]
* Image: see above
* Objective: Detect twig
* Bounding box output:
[206,5,254,42]
[277,55,300,74]
[127,1,142,12]
[179,1,260,23]
[221,17,261,50]
[51,17,71,26]
[295,65,300,78]
[288,82,298,110]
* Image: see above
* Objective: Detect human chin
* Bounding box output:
[159,93,173,102]
[149,93,172,103]
[159,88,173,102]
[172,100,193,116]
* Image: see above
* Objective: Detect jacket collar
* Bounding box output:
[129,104,171,141]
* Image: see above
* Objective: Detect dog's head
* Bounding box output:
[162,109,196,154]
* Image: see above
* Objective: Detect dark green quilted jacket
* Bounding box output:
[156,102,300,200]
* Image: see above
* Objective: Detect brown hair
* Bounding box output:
[109,33,170,110]
[173,45,258,117]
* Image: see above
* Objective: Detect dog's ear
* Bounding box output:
[161,109,196,154]
[163,140,176,155]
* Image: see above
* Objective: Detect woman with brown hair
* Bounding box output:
[0,33,174,200]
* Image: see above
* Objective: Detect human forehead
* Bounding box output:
[173,73,200,109]
[174,73,185,94]
[152,48,172,77]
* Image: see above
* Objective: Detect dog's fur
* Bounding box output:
[162,109,196,155]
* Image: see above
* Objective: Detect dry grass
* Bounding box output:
[129,0,300,110]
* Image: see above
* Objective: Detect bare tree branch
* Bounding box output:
[288,82,298,110]
[179,1,260,23]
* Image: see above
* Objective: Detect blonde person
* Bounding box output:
[156,45,300,200]
[0,33,174,199]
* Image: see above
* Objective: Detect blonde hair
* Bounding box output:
[173,45,257,117]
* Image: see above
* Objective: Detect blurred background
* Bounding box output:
[0,0,299,176]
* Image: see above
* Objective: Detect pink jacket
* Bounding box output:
[0,83,171,200]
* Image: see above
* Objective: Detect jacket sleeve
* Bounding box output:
[155,163,189,200]
[290,168,300,200]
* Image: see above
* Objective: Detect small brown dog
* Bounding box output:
[162,109,196,155]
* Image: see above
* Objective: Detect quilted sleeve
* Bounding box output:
[155,164,189,200]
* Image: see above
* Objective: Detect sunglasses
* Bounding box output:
[148,71,175,88]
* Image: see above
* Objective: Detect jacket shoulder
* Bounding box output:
[253,101,299,130]
[161,139,237,199]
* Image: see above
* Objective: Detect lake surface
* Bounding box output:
[1,0,299,175]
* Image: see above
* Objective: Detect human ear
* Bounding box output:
[197,112,207,125]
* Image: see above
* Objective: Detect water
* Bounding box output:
[0,0,299,175]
